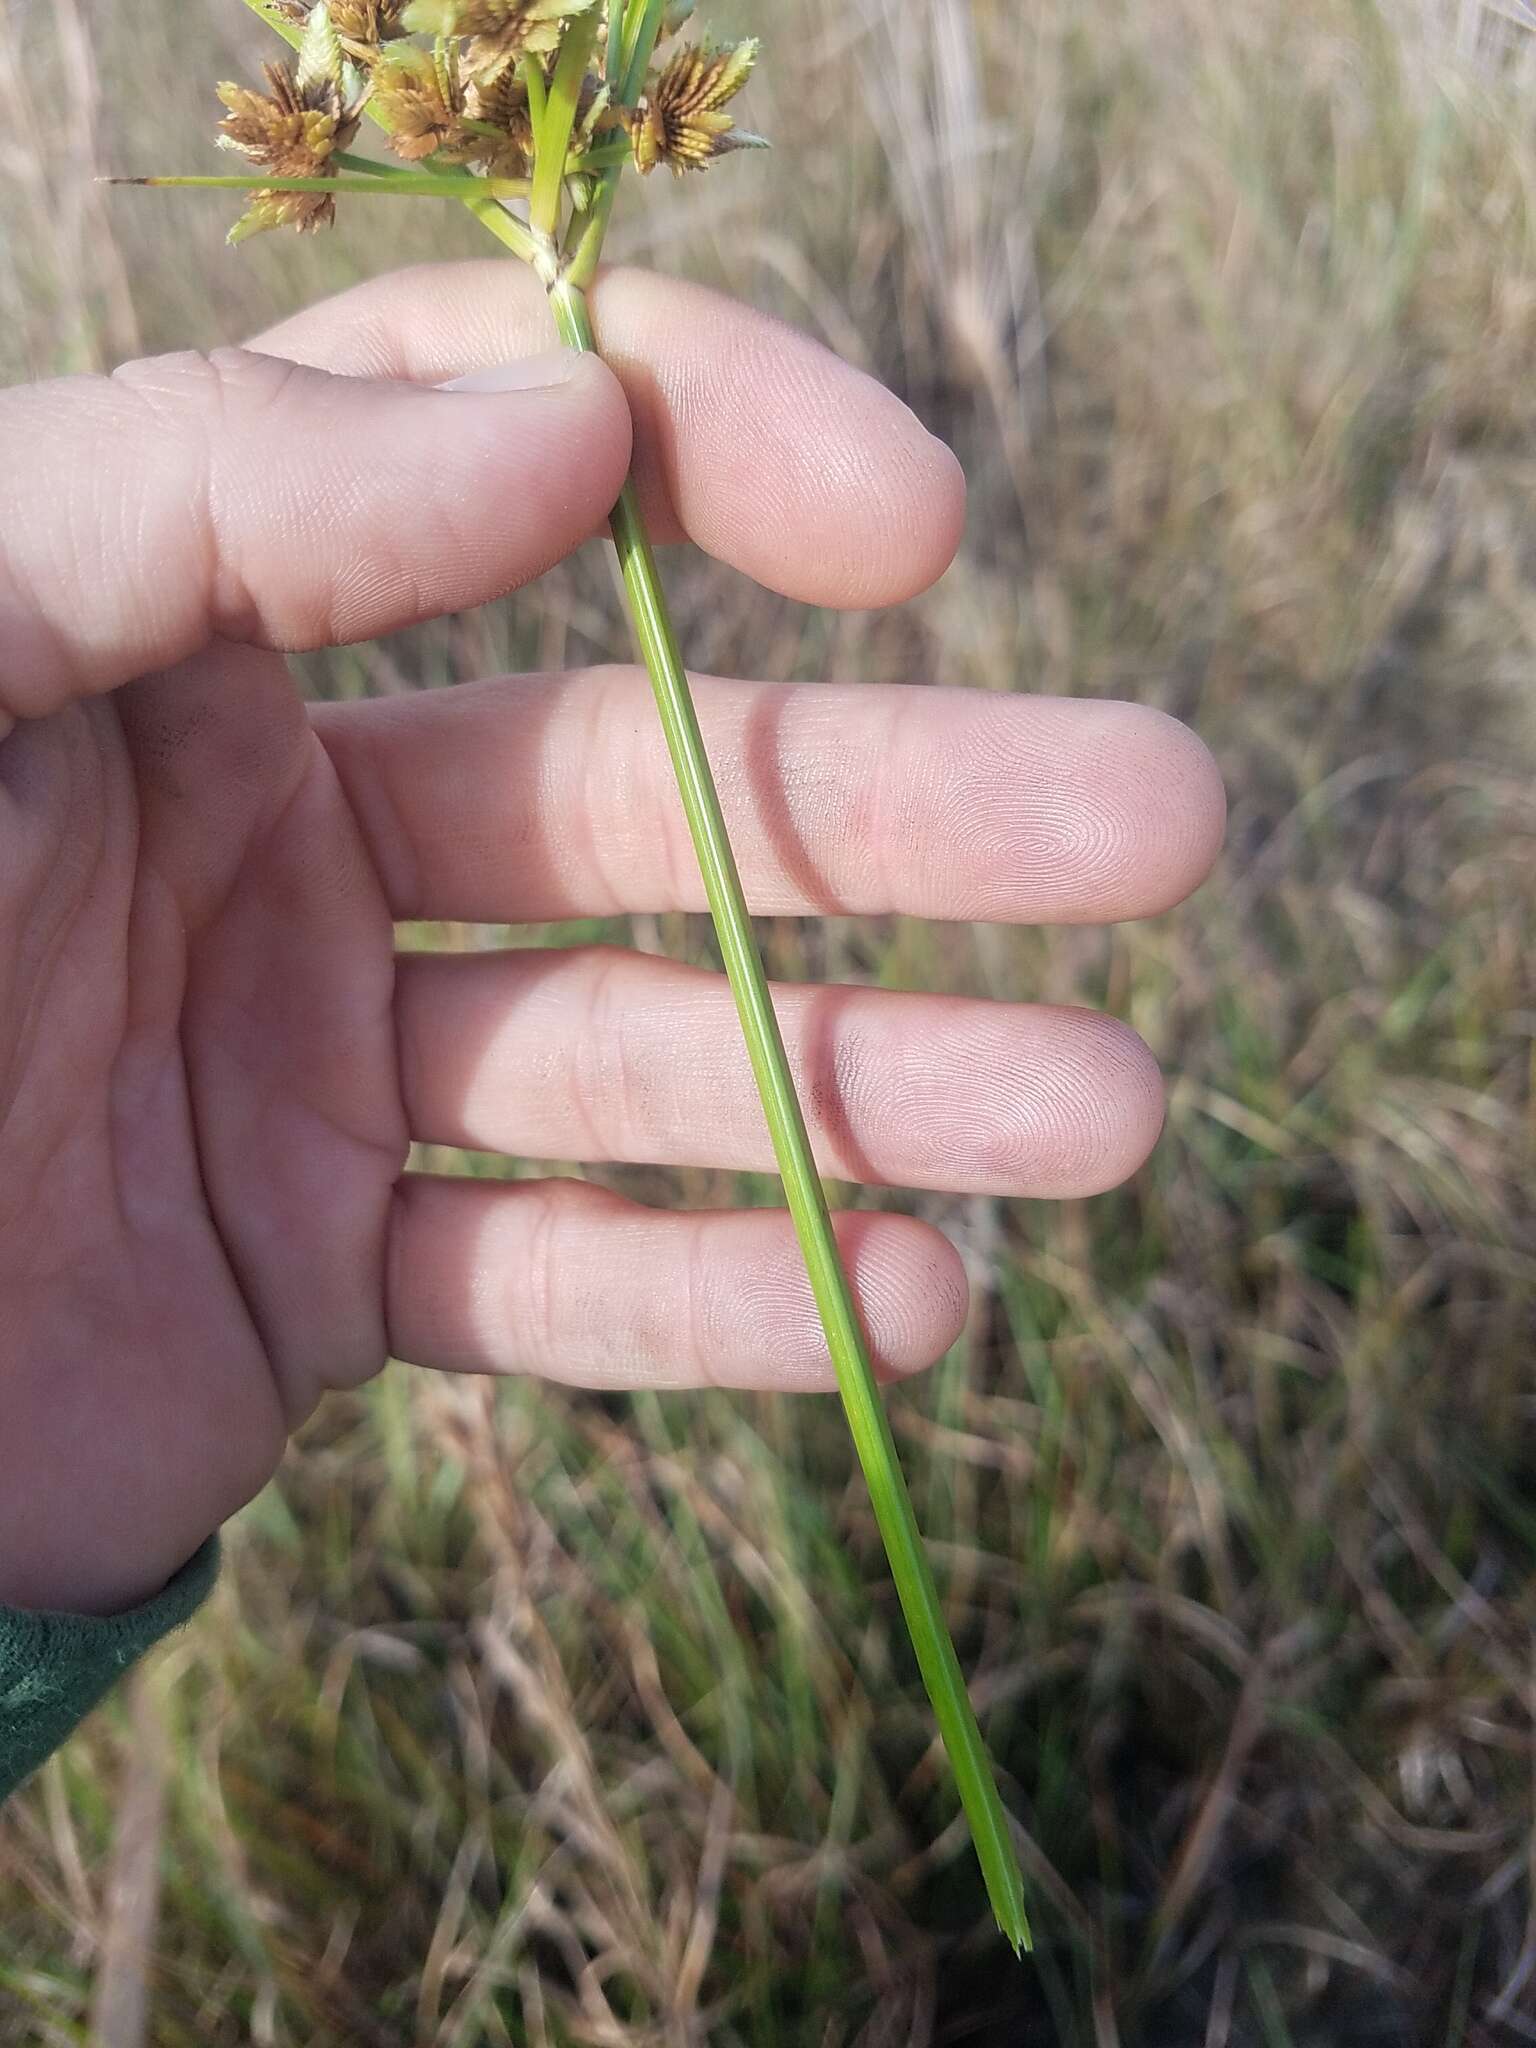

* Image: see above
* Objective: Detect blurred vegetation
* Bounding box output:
[3,0,1536,2039]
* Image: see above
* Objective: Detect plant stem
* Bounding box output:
[546,274,1031,1957]
[561,165,618,284]
[528,12,600,237]
[108,172,530,199]
[620,0,668,100]
[566,0,666,283]
[519,55,548,134]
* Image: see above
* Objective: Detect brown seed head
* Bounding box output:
[215,6,366,240]
[373,40,534,174]
[272,0,407,57]
[627,38,763,177]
[371,43,473,161]
[332,0,408,44]
[401,0,593,78]
[463,60,536,175]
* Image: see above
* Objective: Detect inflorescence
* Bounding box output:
[216,0,763,242]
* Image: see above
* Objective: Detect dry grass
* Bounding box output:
[3,0,1536,2039]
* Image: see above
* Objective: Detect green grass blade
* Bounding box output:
[546,272,1031,1958]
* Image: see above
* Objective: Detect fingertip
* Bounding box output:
[590,266,970,608]
[932,695,1227,927]
[329,350,632,638]
[815,411,967,611]
[753,367,970,611]
[1143,708,1228,913]
[834,1211,970,1381]
[1097,703,1227,917]
[913,428,969,599]
[449,348,633,537]
[0,341,641,711]
[1047,1011,1167,1197]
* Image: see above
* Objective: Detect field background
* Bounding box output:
[4,0,1536,2040]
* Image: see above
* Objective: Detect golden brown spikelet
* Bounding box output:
[270,0,407,60]
[400,0,594,78]
[213,6,366,240]
[463,61,536,176]
[370,43,473,161]
[627,38,764,177]
[331,0,408,44]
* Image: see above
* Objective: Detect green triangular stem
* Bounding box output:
[108,172,529,198]
[547,275,1031,1958]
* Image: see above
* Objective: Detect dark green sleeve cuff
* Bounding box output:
[0,1536,220,1802]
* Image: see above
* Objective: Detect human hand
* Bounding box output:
[0,264,1224,1617]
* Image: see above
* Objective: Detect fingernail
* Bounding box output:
[438,350,582,393]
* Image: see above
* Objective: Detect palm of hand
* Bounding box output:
[2,648,400,1610]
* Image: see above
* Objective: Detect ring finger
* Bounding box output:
[387,1176,968,1390]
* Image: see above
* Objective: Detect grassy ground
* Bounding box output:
[3,0,1536,2039]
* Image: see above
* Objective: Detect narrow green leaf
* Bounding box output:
[546,271,1033,1958]
[109,172,530,198]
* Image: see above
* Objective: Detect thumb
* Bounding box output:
[0,345,630,722]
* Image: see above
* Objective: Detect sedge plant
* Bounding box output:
[112,0,1031,1954]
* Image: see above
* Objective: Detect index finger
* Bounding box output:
[250,261,966,612]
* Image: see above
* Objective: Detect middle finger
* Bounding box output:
[395,945,1165,1199]
[315,668,1226,926]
